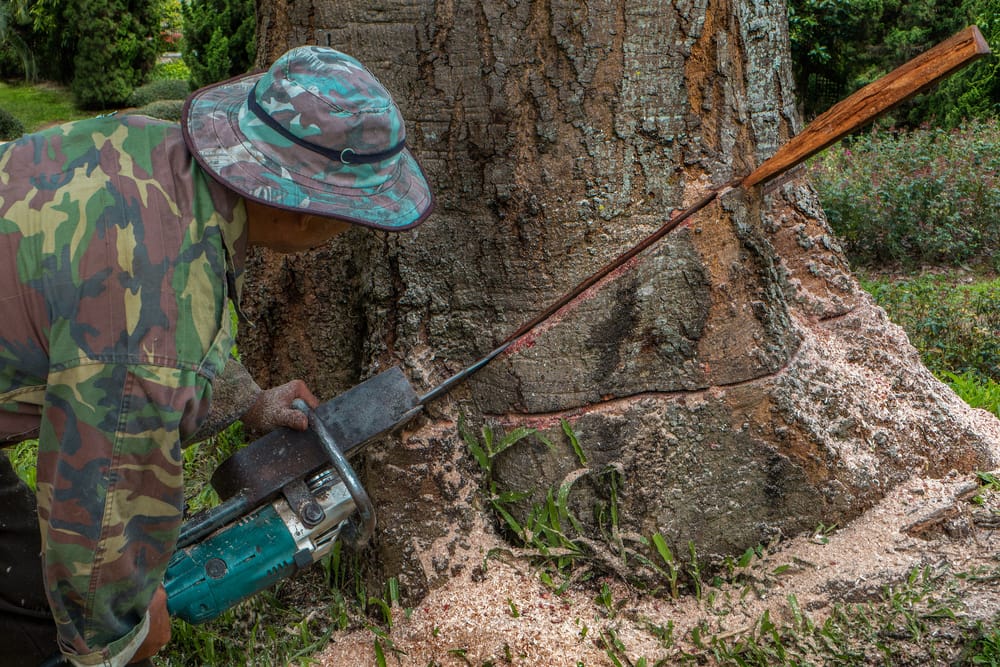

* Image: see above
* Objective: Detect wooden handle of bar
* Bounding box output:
[743,25,991,188]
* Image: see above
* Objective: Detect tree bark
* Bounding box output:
[254,0,292,67]
[242,0,1000,600]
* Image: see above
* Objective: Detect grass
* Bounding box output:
[0,81,98,133]
[461,418,591,590]
[857,269,1000,417]
[556,529,1000,666]
[0,59,192,136]
[682,562,1000,667]
[160,537,405,666]
[946,370,1000,418]
[6,262,996,664]
[458,422,1000,667]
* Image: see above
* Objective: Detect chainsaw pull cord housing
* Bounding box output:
[292,398,375,547]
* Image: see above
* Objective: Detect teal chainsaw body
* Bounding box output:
[166,502,297,624]
[164,476,354,623]
[163,366,422,624]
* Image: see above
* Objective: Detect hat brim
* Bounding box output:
[182,71,434,231]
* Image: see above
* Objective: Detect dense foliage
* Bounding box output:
[70,1,165,108]
[181,0,255,89]
[789,0,1000,125]
[860,274,1000,383]
[809,120,1000,268]
[0,0,170,108]
[0,104,23,138]
[0,0,36,81]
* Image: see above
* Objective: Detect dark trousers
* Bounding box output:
[0,452,60,666]
[0,454,155,667]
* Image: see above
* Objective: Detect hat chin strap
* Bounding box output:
[246,85,406,165]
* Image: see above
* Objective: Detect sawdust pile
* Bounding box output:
[316,472,1000,665]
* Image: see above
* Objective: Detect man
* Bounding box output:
[0,46,433,666]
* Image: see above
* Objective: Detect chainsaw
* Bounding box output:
[162,26,989,625]
[164,365,424,623]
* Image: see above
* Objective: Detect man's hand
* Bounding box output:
[241,379,320,434]
[130,585,170,664]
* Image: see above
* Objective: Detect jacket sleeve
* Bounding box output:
[35,361,212,666]
[184,355,261,446]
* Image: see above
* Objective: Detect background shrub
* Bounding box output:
[0,106,24,140]
[182,0,255,88]
[860,274,1000,382]
[809,119,1000,268]
[69,0,164,109]
[134,99,184,122]
[128,78,190,107]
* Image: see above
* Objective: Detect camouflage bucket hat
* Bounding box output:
[182,46,433,230]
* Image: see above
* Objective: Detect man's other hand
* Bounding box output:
[130,585,169,664]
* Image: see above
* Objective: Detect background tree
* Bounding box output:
[0,0,173,106]
[242,0,1000,602]
[789,0,1000,123]
[930,0,1000,124]
[182,0,255,88]
[0,0,36,81]
[69,0,163,108]
[25,0,77,83]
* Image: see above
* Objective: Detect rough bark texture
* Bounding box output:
[242,0,1000,602]
[254,0,294,67]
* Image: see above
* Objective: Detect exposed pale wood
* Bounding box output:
[743,25,991,188]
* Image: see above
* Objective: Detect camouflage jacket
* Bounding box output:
[0,114,247,666]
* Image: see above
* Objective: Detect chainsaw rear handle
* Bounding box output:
[292,398,375,547]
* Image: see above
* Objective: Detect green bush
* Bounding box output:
[0,106,24,140]
[69,0,165,109]
[809,120,1000,268]
[134,99,185,122]
[861,273,1000,382]
[182,0,255,89]
[151,59,192,82]
[128,78,191,107]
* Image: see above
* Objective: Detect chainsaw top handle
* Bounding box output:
[292,398,375,547]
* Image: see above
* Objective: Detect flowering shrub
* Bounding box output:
[809,120,1000,269]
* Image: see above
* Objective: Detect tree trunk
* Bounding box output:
[253,0,292,67]
[242,0,1000,600]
